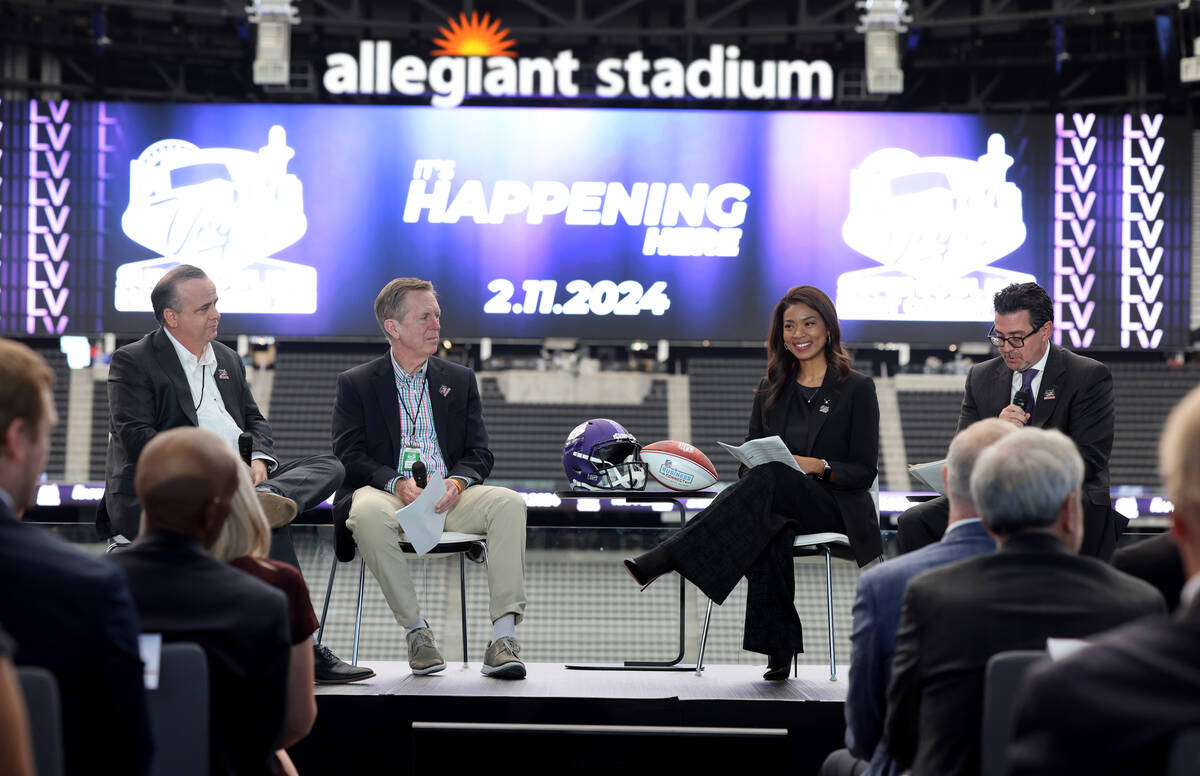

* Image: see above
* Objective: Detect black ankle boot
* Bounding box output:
[764,651,797,681]
[623,545,674,589]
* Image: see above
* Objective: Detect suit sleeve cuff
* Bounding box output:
[251,452,278,473]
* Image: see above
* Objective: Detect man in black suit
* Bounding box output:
[0,338,152,775]
[884,426,1164,776]
[102,264,367,682]
[1006,386,1200,775]
[895,282,1122,559]
[114,426,291,775]
[332,278,528,678]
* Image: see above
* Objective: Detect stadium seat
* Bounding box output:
[980,650,1046,776]
[17,666,63,776]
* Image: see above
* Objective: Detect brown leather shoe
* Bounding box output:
[257,491,298,528]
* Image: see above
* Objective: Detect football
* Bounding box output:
[641,440,719,491]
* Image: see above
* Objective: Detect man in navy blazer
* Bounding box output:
[331,278,528,678]
[0,339,151,775]
[895,282,1121,559]
[1006,385,1200,775]
[820,419,1012,776]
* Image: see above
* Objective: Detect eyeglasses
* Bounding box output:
[987,327,1039,348]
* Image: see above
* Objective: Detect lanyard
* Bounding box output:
[397,372,426,440]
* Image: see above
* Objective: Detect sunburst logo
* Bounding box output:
[432,12,517,58]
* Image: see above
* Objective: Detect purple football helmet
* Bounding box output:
[563,418,648,492]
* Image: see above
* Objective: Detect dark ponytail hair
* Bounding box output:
[761,285,850,415]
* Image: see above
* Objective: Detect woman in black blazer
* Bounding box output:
[624,285,881,679]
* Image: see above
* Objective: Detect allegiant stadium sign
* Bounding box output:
[322,12,834,107]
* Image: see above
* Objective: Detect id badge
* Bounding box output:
[400,446,422,475]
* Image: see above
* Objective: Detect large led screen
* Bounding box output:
[0,101,1189,348]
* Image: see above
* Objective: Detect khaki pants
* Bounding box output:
[346,484,527,629]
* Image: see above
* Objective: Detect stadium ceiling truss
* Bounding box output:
[2,0,1199,116]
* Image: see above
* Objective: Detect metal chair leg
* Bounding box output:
[316,553,337,645]
[695,599,715,674]
[352,559,365,666]
[459,552,469,667]
[824,547,836,681]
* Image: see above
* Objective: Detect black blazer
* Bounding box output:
[113,530,290,776]
[884,532,1166,776]
[0,501,152,775]
[104,328,274,537]
[746,368,881,566]
[1007,595,1200,775]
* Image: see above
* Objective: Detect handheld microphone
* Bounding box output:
[412,460,428,489]
[1013,390,1029,411]
[238,432,254,466]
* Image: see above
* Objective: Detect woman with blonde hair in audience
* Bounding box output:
[212,465,318,775]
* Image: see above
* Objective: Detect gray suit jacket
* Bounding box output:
[845,519,996,776]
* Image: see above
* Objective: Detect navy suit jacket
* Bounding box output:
[845,519,996,776]
[1007,593,1200,776]
[0,500,152,775]
[104,328,274,537]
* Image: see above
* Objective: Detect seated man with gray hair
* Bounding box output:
[884,426,1164,776]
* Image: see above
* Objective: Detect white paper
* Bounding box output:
[1046,637,1090,661]
[718,436,802,471]
[139,633,162,690]
[908,459,947,495]
[394,471,448,556]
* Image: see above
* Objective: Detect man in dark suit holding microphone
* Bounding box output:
[101,264,367,682]
[331,278,528,678]
[895,282,1122,559]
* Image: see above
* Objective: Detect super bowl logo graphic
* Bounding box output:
[114,125,316,315]
[837,133,1035,321]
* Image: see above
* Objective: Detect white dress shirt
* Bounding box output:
[1009,345,1051,406]
[163,330,274,468]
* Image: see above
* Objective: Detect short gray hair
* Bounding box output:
[970,427,1084,535]
[374,278,435,338]
[945,418,1016,506]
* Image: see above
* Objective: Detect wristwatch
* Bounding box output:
[819,459,832,481]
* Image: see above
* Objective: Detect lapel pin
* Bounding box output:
[819,397,831,413]
[217,369,229,380]
[439,385,451,397]
[1042,387,1056,401]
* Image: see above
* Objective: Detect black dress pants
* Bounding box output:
[660,462,844,655]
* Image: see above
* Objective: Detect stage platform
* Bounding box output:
[291,661,850,774]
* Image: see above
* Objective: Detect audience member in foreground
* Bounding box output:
[1112,530,1186,612]
[0,338,151,775]
[822,419,1013,776]
[884,427,1165,776]
[0,624,36,776]
[1007,385,1200,775]
[211,465,319,773]
[114,427,291,775]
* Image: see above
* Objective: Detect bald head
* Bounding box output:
[945,418,1017,520]
[134,427,239,544]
